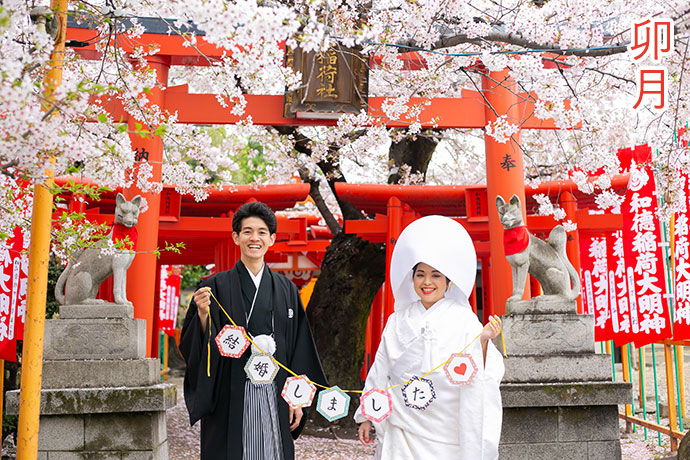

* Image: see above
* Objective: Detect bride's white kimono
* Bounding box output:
[355,297,504,460]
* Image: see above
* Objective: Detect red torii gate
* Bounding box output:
[66,17,571,356]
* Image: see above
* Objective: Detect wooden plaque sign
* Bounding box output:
[284,45,368,119]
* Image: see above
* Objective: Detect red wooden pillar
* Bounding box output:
[126,55,170,357]
[214,239,239,272]
[361,285,385,380]
[67,192,86,214]
[483,68,529,317]
[152,261,162,359]
[369,285,384,356]
[559,191,583,313]
[384,197,403,323]
[213,211,237,272]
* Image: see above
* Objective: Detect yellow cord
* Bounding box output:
[206,303,212,377]
[205,289,505,394]
[499,325,507,357]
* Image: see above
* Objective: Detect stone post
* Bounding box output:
[7,304,176,459]
[499,297,631,459]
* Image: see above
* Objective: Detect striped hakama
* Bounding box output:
[242,380,284,460]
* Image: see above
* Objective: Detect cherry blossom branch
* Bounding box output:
[274,125,363,220]
[579,66,634,85]
[297,166,342,235]
[1,161,19,177]
[460,68,499,118]
[394,30,629,57]
[670,37,690,165]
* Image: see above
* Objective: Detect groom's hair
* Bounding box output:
[232,202,278,235]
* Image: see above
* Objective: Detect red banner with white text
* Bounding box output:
[606,230,634,346]
[672,173,690,339]
[579,235,613,341]
[159,265,181,336]
[0,228,29,361]
[621,162,672,347]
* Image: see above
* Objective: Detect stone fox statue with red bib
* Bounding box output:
[54,193,141,305]
[495,194,580,302]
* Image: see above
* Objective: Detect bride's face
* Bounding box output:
[413,262,449,309]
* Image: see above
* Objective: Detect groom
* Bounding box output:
[179,201,327,460]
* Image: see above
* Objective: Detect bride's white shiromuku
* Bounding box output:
[355,216,504,460]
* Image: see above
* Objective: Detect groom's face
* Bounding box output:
[232,216,276,263]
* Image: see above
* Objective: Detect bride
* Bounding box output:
[356,215,504,460]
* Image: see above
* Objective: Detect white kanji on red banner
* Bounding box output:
[0,227,29,361]
[159,265,181,336]
[673,173,690,339]
[607,230,633,345]
[579,235,612,341]
[621,163,672,347]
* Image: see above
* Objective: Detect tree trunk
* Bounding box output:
[387,131,438,184]
[306,232,386,431]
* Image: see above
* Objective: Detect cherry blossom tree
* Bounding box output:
[4,0,688,229]
[4,0,690,424]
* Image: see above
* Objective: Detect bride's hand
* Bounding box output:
[481,315,502,342]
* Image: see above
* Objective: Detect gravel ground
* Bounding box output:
[620,418,676,460]
[166,376,376,460]
[166,376,678,460]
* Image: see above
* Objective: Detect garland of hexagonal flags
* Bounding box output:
[205,289,505,423]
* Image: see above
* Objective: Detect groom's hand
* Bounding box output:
[289,406,303,431]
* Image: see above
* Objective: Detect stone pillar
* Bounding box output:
[499,297,631,459]
[6,304,176,459]
[559,191,584,313]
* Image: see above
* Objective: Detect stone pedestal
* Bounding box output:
[7,304,176,459]
[499,297,631,460]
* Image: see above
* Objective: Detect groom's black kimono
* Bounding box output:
[179,261,327,460]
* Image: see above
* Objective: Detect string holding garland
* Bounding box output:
[203,288,507,422]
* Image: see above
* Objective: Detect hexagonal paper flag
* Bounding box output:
[281,375,317,409]
[316,386,351,422]
[443,353,478,385]
[215,324,250,358]
[360,388,392,423]
[401,376,436,410]
[244,353,279,384]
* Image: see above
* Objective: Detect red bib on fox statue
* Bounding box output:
[503,226,529,256]
[112,223,138,250]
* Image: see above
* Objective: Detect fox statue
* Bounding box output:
[55,193,141,305]
[496,194,580,302]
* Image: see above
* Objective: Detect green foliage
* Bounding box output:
[180,264,210,290]
[194,126,275,185]
[231,138,274,184]
[2,341,20,442]
[3,414,17,443]
[46,254,61,319]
